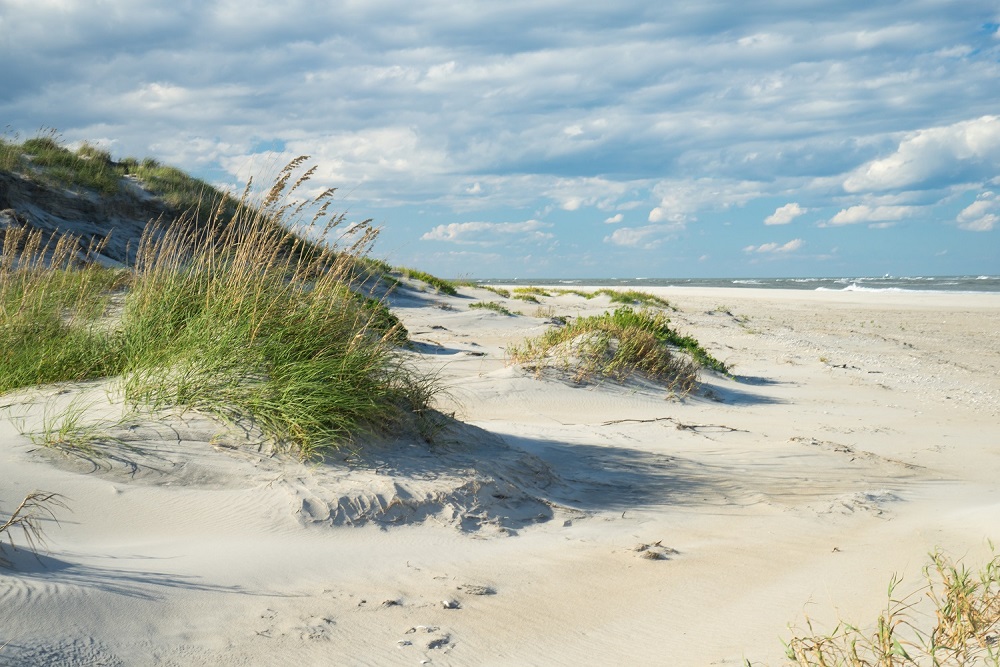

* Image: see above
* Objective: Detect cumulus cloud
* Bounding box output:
[827,205,918,226]
[743,239,805,254]
[765,202,806,225]
[957,192,999,231]
[420,220,554,245]
[603,226,669,249]
[647,179,762,226]
[604,213,624,224]
[844,116,1000,193]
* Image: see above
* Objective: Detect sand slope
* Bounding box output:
[2,285,999,665]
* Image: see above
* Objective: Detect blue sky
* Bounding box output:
[3,1,999,278]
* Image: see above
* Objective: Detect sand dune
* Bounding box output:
[2,284,999,665]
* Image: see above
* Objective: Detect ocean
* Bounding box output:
[475,275,1000,294]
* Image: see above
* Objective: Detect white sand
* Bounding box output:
[2,284,999,665]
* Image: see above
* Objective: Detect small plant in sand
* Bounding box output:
[0,492,67,568]
[469,301,517,316]
[783,548,1000,666]
[508,306,728,392]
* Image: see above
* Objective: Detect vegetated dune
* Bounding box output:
[2,146,1000,665]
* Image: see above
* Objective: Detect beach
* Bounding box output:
[2,284,999,665]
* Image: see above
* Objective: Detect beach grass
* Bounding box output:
[508,306,727,391]
[0,227,129,393]
[0,156,432,458]
[481,285,511,298]
[469,301,517,316]
[2,131,237,225]
[0,491,67,568]
[397,267,459,295]
[592,288,673,309]
[782,548,1000,666]
[513,286,552,298]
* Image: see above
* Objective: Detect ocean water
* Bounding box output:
[476,275,1000,294]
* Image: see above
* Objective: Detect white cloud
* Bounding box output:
[828,204,918,226]
[844,116,1000,193]
[604,213,624,224]
[957,191,999,231]
[764,202,806,225]
[603,226,668,249]
[420,219,554,245]
[743,239,805,254]
[648,179,762,226]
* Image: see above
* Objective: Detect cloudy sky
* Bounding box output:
[3,1,999,278]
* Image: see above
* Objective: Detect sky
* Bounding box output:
[2,1,999,278]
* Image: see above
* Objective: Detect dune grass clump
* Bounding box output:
[1,132,238,226]
[0,492,67,568]
[783,548,1000,666]
[398,267,458,296]
[0,157,430,458]
[116,161,426,456]
[552,288,593,298]
[513,286,551,296]
[481,285,511,298]
[17,135,122,195]
[590,288,672,309]
[508,306,727,392]
[469,301,517,316]
[0,227,128,393]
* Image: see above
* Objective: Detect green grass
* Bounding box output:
[1,132,238,226]
[782,548,1000,666]
[0,158,431,458]
[469,301,517,316]
[552,288,593,298]
[19,135,122,195]
[513,286,551,298]
[592,288,672,308]
[508,306,727,392]
[546,288,672,308]
[398,267,459,296]
[0,227,129,392]
[480,285,511,298]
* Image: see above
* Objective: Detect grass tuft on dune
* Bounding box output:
[508,306,728,393]
[0,156,432,458]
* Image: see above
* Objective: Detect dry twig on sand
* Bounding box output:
[0,491,67,567]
